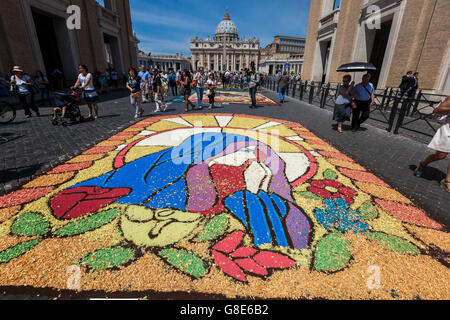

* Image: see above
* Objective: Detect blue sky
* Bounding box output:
[123,0,311,57]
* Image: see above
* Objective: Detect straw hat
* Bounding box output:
[12,66,24,73]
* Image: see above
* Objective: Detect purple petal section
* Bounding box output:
[285,203,310,249]
[186,163,216,212]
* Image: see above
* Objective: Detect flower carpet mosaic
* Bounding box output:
[0,114,448,299]
[168,90,279,106]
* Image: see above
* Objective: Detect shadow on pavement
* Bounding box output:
[409,165,446,183]
[0,164,42,184]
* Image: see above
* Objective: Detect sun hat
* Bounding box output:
[12,66,24,73]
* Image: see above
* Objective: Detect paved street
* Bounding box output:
[1,89,448,226]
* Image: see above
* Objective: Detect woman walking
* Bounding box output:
[206,73,217,109]
[126,67,144,119]
[10,66,40,118]
[71,65,99,120]
[334,75,355,133]
[182,70,195,112]
[34,70,51,107]
[414,95,450,192]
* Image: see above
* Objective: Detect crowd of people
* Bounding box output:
[125,65,264,117]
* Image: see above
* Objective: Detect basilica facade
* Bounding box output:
[190,9,260,72]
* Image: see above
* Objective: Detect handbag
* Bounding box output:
[131,91,140,99]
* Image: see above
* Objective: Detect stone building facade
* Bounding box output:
[138,51,191,72]
[190,9,260,72]
[302,0,450,94]
[259,35,305,76]
[0,0,139,84]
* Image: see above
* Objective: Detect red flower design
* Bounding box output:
[50,186,131,219]
[212,231,296,282]
[308,179,357,204]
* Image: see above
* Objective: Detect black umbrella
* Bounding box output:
[336,62,376,73]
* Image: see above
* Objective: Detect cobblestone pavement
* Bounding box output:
[0,88,448,227]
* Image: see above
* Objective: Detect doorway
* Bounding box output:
[369,20,392,88]
[32,9,64,86]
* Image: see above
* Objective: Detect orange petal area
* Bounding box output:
[305,143,340,153]
[23,172,75,188]
[375,199,443,230]
[66,154,104,163]
[404,224,450,253]
[108,135,134,141]
[0,187,54,208]
[304,139,330,146]
[318,151,354,162]
[328,158,366,171]
[96,140,124,147]
[82,146,116,155]
[0,206,21,223]
[356,182,411,203]
[338,168,389,187]
[48,162,93,174]
[122,128,143,133]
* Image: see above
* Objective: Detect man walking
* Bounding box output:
[247,66,260,109]
[168,70,177,96]
[350,73,375,132]
[152,69,167,112]
[278,71,290,104]
[138,65,150,103]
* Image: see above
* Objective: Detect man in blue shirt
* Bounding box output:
[168,70,177,96]
[350,73,375,132]
[138,65,150,103]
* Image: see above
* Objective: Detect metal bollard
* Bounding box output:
[387,96,401,132]
[309,82,315,104]
[393,98,411,134]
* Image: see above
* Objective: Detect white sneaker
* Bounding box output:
[134,114,139,119]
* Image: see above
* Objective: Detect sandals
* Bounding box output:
[414,162,426,177]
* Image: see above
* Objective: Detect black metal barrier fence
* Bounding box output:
[263,77,447,138]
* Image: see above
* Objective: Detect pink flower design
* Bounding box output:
[212,231,296,282]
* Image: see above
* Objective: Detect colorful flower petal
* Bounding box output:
[338,186,357,198]
[213,231,244,254]
[310,180,325,188]
[230,247,258,258]
[323,179,342,188]
[253,251,296,269]
[50,186,131,219]
[308,187,332,198]
[234,258,268,276]
[212,250,246,281]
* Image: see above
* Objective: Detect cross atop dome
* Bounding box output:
[224,8,230,20]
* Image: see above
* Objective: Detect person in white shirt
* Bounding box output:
[206,73,217,109]
[71,64,99,119]
[193,67,207,109]
[10,66,40,118]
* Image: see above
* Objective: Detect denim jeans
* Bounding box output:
[249,86,257,106]
[279,87,286,101]
[196,87,204,108]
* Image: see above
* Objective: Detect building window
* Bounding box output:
[333,0,340,10]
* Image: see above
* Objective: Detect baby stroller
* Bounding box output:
[51,90,84,126]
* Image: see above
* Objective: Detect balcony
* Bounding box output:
[318,9,340,38]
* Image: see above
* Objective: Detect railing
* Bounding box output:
[263,77,447,139]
